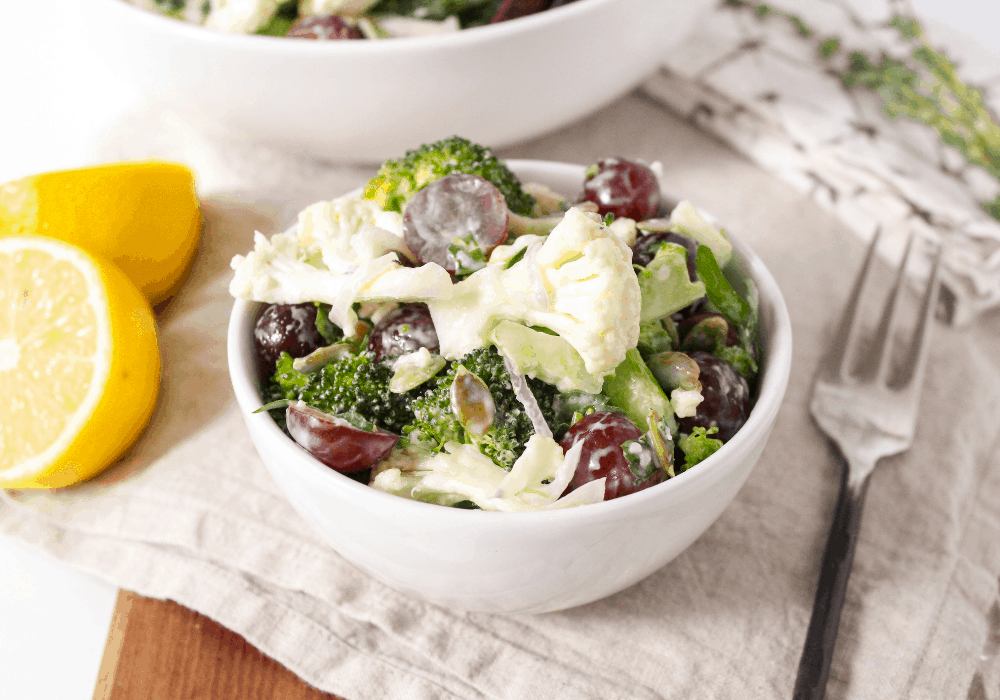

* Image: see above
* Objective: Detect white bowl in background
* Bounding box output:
[81,0,711,162]
[227,160,792,613]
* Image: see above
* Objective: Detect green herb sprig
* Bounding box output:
[725,0,1000,222]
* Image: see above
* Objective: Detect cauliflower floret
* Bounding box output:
[608,217,637,247]
[517,216,640,376]
[424,264,510,357]
[487,234,545,267]
[428,207,641,384]
[670,388,704,418]
[229,228,346,304]
[230,194,451,335]
[296,195,409,274]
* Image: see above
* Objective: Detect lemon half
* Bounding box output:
[0,236,160,488]
[0,162,201,307]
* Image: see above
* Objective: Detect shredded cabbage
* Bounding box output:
[370,438,603,511]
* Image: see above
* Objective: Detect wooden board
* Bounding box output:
[93,591,345,700]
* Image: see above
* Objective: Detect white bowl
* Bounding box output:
[80,0,711,162]
[227,160,792,613]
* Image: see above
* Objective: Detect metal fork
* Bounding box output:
[792,229,944,700]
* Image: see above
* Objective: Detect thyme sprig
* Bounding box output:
[725,0,1000,221]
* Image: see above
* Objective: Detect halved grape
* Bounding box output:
[559,411,666,501]
[254,303,330,378]
[582,158,661,221]
[402,173,509,274]
[286,402,398,473]
[286,14,364,39]
[491,0,551,23]
[677,352,750,442]
[366,302,439,361]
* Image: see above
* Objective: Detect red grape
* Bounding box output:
[286,402,398,473]
[582,158,661,221]
[254,303,329,378]
[286,14,364,40]
[367,303,439,361]
[559,411,666,501]
[402,174,509,274]
[677,352,750,442]
[490,0,551,22]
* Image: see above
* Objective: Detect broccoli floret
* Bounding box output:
[405,371,464,448]
[404,347,557,470]
[272,352,415,434]
[364,136,536,216]
[712,343,758,384]
[677,426,723,471]
[266,344,561,469]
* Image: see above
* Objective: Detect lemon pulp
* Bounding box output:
[0,236,160,488]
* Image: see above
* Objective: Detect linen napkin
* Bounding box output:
[3,90,1000,700]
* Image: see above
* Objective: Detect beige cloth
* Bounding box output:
[3,95,1000,700]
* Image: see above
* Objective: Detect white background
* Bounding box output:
[0,1,996,698]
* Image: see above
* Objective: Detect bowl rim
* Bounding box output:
[227,158,793,524]
[92,0,619,52]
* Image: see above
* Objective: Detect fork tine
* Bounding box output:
[824,227,882,382]
[894,239,944,389]
[871,232,916,385]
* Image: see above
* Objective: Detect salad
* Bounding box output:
[127,0,573,38]
[230,136,760,512]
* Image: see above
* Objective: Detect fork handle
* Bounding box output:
[792,453,872,700]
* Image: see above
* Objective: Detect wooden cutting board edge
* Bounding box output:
[91,591,343,700]
[93,590,134,700]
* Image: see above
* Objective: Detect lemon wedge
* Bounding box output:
[0,236,160,488]
[0,162,201,307]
